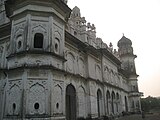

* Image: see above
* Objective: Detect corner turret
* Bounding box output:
[118,35,141,113]
[118,35,137,75]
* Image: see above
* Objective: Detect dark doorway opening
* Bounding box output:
[97,89,102,117]
[66,84,76,120]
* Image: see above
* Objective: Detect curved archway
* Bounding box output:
[106,90,110,114]
[116,93,119,113]
[97,89,103,117]
[66,84,76,120]
[111,91,115,114]
[78,86,86,117]
[125,96,128,112]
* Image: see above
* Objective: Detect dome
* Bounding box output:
[118,35,132,47]
[72,6,81,17]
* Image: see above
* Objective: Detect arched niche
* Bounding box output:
[28,83,46,115]
[95,65,102,81]
[116,93,120,113]
[66,52,75,73]
[7,84,21,115]
[14,28,24,52]
[32,25,47,50]
[78,58,85,76]
[78,86,86,117]
[53,84,63,114]
[111,91,115,114]
[106,90,111,114]
[54,31,62,55]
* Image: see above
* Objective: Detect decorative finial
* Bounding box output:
[123,33,124,36]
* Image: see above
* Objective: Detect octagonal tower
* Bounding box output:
[3,0,71,119]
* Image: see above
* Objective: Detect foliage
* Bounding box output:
[141,96,160,112]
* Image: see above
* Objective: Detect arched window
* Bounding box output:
[125,96,128,112]
[55,38,60,54]
[97,89,103,117]
[34,33,43,48]
[111,91,115,114]
[116,93,119,112]
[16,35,23,50]
[106,91,110,114]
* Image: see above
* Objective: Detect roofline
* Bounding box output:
[65,31,121,66]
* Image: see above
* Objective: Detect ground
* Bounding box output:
[117,113,160,120]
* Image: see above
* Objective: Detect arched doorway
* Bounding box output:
[66,84,76,120]
[125,96,128,112]
[97,89,103,117]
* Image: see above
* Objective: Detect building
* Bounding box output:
[0,0,142,119]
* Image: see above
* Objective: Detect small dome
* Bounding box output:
[72,6,81,17]
[118,35,132,47]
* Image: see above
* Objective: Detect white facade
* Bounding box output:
[0,0,142,119]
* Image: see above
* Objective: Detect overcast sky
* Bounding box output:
[68,0,160,97]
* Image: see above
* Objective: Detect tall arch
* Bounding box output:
[66,84,76,120]
[78,86,86,117]
[97,89,103,117]
[8,84,21,115]
[54,85,63,114]
[125,96,128,112]
[106,90,110,114]
[116,93,119,113]
[132,100,135,111]
[28,83,46,115]
[111,91,115,114]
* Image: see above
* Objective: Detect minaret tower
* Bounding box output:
[118,35,141,112]
[3,0,71,119]
[118,35,137,75]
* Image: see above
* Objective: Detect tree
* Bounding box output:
[141,96,160,113]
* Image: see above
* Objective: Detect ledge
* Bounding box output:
[7,50,67,62]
